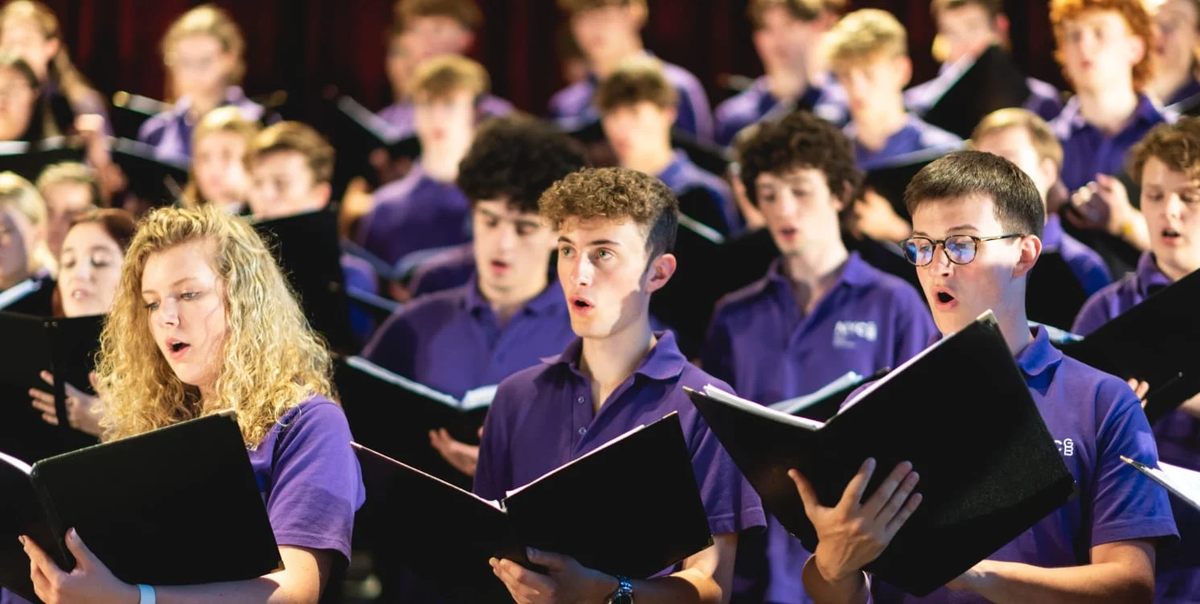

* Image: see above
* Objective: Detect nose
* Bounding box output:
[568,254,594,287]
[73,259,93,282]
[157,298,179,327]
[497,225,517,251]
[1164,193,1186,219]
[927,243,955,277]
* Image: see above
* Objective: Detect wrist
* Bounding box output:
[813,552,857,584]
[596,572,621,601]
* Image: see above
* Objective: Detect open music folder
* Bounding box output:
[352,412,713,600]
[1055,268,1200,424]
[686,312,1077,596]
[0,412,282,603]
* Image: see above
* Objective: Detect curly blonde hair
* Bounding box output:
[95,205,333,447]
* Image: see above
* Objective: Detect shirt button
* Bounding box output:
[576,396,585,405]
[578,427,587,435]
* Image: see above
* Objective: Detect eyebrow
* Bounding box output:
[556,236,623,247]
[142,277,197,296]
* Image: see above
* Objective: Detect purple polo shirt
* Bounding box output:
[355,162,472,266]
[1072,252,1200,601]
[0,396,365,604]
[657,150,738,232]
[701,253,936,604]
[549,54,715,141]
[714,76,850,146]
[342,252,380,343]
[408,242,476,298]
[1051,95,1171,191]
[362,277,575,399]
[474,330,766,547]
[1166,77,1200,108]
[869,326,1177,604]
[137,86,272,160]
[846,115,963,171]
[1042,214,1112,296]
[377,93,516,139]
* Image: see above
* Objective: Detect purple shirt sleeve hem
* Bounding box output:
[709,507,767,536]
[273,530,354,562]
[1091,519,1179,548]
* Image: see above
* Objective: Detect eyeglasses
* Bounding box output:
[900,233,1025,266]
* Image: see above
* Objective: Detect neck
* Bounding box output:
[993,296,1035,356]
[484,274,549,325]
[622,144,676,177]
[579,316,654,407]
[766,66,807,101]
[421,138,472,183]
[1157,257,1197,283]
[782,242,849,312]
[592,42,644,79]
[187,89,225,120]
[1076,86,1140,135]
[1148,64,1195,104]
[852,102,908,151]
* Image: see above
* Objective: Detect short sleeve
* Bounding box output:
[361,311,417,377]
[1090,381,1178,547]
[266,402,365,563]
[136,113,169,146]
[686,379,766,535]
[472,382,515,502]
[1072,290,1118,335]
[698,305,736,389]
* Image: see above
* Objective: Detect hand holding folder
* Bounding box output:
[0,412,281,603]
[687,312,1077,596]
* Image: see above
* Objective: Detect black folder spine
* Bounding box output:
[29,472,73,571]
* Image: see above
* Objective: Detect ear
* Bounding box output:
[833,180,856,213]
[1128,27,1148,68]
[313,182,333,210]
[994,14,1011,38]
[457,31,476,54]
[44,37,61,62]
[662,105,678,127]
[1036,157,1059,199]
[627,3,649,30]
[1012,234,1042,279]
[644,252,677,294]
[896,56,913,89]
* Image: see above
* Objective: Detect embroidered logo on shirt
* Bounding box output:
[1055,438,1075,457]
[833,321,878,349]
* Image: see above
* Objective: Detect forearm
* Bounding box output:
[1178,393,1200,419]
[960,560,1153,604]
[153,576,298,604]
[801,555,870,604]
[624,568,724,604]
[1114,211,1150,252]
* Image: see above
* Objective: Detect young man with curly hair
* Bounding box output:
[475,167,765,604]
[700,110,936,604]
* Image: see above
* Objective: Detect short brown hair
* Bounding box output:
[971,108,1065,170]
[737,110,862,206]
[36,162,101,208]
[557,0,646,17]
[1050,0,1156,91]
[824,8,909,69]
[539,167,678,261]
[931,0,1003,19]
[747,0,846,27]
[1128,116,1200,185]
[246,121,335,185]
[594,56,679,113]
[395,0,482,31]
[409,54,490,101]
[905,150,1045,239]
[69,208,137,253]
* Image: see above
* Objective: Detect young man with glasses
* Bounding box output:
[789,150,1176,604]
[700,110,935,604]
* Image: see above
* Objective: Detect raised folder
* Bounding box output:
[686,312,1076,596]
[766,368,890,421]
[352,412,713,599]
[0,313,103,462]
[334,356,494,487]
[1055,268,1200,424]
[0,412,282,603]
[917,45,1032,140]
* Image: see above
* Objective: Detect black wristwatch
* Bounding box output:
[605,575,633,604]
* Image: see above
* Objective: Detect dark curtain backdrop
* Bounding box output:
[43,0,1064,131]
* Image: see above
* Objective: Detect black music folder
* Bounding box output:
[110,138,190,207]
[0,137,86,182]
[0,312,103,461]
[352,412,712,598]
[0,412,282,603]
[334,355,492,487]
[110,91,170,141]
[918,45,1032,140]
[686,312,1076,596]
[862,148,946,223]
[251,209,353,354]
[767,368,890,422]
[1055,268,1200,424]
[0,277,55,316]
